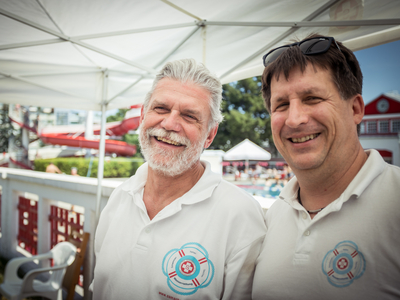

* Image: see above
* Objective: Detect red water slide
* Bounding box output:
[10,109,141,157]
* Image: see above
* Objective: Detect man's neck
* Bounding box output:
[295,145,368,213]
[143,161,205,220]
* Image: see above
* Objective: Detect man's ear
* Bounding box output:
[139,105,145,124]
[352,94,365,125]
[203,124,219,149]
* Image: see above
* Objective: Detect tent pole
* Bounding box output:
[202,25,207,65]
[95,70,109,225]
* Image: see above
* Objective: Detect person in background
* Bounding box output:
[252,33,400,299]
[92,59,266,300]
[45,162,62,174]
[71,167,80,176]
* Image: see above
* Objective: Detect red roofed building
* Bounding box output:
[359,92,400,166]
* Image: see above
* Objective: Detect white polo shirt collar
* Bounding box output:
[278,149,386,213]
[119,160,221,206]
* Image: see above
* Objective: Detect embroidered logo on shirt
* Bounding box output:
[162,243,214,295]
[322,240,366,287]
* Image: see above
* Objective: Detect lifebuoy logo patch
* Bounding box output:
[322,240,366,287]
[162,243,214,295]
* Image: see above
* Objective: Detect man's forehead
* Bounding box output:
[270,64,336,100]
[154,77,180,89]
[272,64,333,86]
[279,62,334,79]
[146,78,212,118]
[153,78,205,95]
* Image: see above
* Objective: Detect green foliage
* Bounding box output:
[34,157,143,178]
[211,77,275,152]
[106,109,129,122]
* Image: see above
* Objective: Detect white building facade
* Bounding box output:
[359,93,400,167]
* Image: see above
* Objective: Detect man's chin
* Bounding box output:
[141,133,206,177]
[288,157,324,171]
[148,160,193,177]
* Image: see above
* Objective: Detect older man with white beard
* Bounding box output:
[92,59,266,300]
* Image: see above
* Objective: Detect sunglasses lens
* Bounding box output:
[263,37,335,67]
[264,47,289,66]
[299,38,331,54]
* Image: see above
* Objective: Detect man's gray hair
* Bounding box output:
[142,59,224,130]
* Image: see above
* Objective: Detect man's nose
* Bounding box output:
[160,111,181,132]
[285,101,309,128]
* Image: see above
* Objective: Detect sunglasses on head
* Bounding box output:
[262,36,342,67]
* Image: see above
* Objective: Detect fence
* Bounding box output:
[0,167,121,300]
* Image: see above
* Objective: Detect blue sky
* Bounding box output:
[354,39,400,104]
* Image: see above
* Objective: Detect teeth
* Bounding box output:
[156,136,182,146]
[292,134,319,143]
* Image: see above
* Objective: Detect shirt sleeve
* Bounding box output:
[91,187,121,293]
[222,235,265,300]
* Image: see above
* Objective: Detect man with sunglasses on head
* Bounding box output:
[252,34,400,299]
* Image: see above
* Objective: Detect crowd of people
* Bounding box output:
[234,165,292,181]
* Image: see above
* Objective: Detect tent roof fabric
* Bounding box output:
[1,0,400,111]
[224,139,271,161]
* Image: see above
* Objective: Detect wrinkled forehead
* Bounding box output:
[145,78,213,118]
[151,78,210,102]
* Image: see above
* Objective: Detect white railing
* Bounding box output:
[0,167,122,300]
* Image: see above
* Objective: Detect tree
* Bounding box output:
[210,77,275,153]
[106,108,129,122]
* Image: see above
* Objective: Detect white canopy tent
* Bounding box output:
[1,0,400,220]
[224,139,271,161]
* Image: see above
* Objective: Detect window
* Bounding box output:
[379,120,389,133]
[56,112,68,125]
[392,120,400,133]
[367,121,377,133]
[359,122,365,134]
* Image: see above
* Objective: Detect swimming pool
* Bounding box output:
[235,183,284,198]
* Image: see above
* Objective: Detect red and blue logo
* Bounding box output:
[162,243,214,295]
[322,240,365,287]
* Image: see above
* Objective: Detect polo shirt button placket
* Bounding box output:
[304,230,310,236]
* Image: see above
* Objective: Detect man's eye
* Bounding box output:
[185,114,196,121]
[306,96,322,102]
[154,106,168,112]
[274,103,288,111]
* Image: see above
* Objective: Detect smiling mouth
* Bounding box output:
[290,133,320,143]
[155,136,183,146]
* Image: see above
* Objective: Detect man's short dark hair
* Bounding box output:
[261,33,363,114]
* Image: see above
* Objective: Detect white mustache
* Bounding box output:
[146,127,191,147]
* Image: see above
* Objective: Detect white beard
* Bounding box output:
[139,126,206,177]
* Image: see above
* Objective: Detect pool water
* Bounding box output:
[235,183,284,198]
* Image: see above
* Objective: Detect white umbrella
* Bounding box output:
[224,139,271,161]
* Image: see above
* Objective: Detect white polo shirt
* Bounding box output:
[253,149,400,299]
[93,161,266,300]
